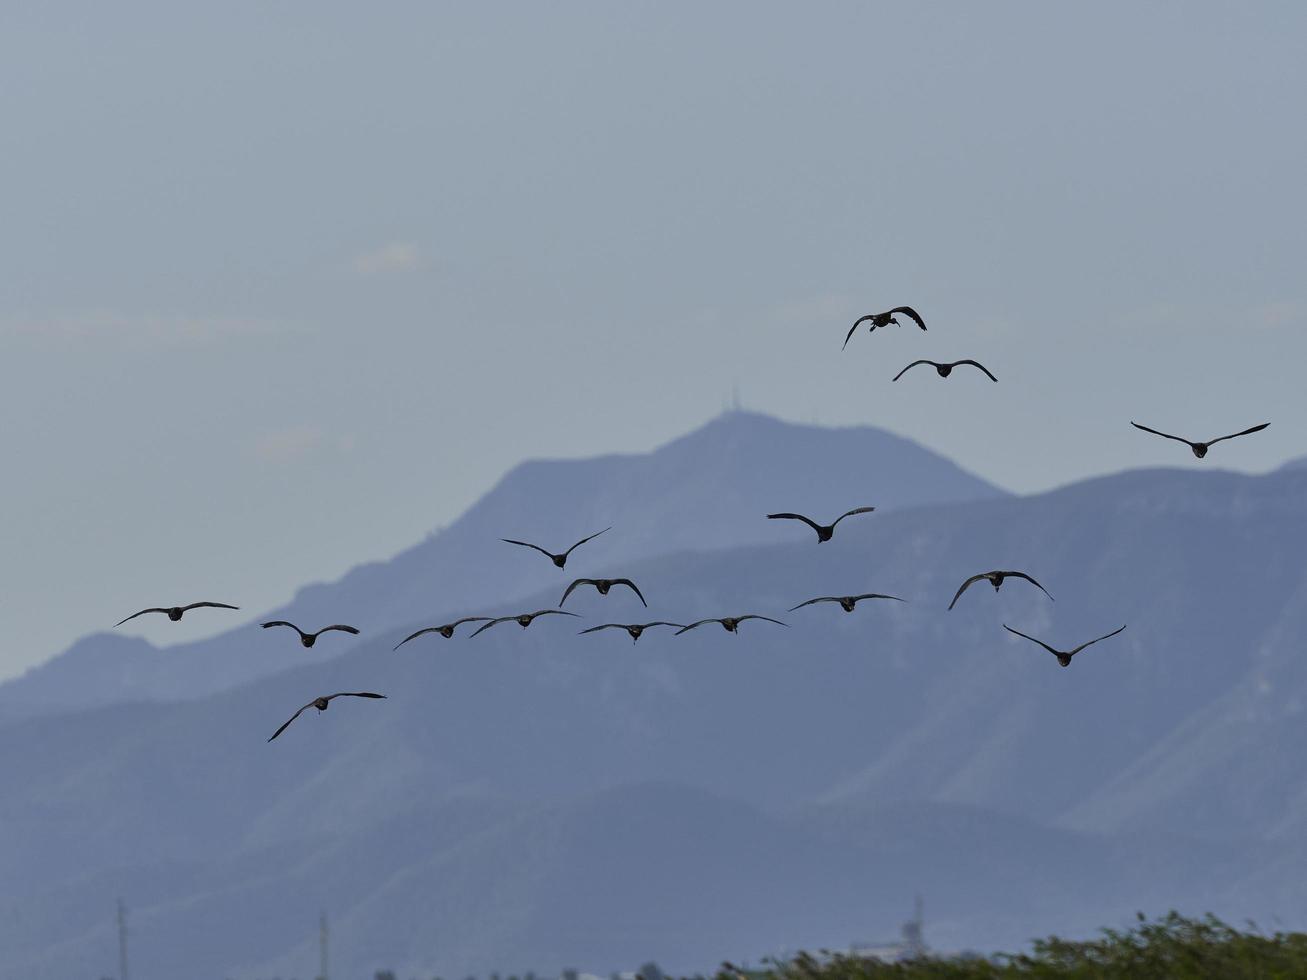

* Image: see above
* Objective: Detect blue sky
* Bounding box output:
[0,1,1303,677]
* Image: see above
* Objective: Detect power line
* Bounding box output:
[117,898,129,980]
[319,910,329,980]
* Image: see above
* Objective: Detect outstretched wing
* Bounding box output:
[394,626,443,650]
[736,615,789,628]
[831,506,875,527]
[675,619,719,635]
[449,616,492,629]
[612,579,648,607]
[843,314,878,350]
[318,624,360,636]
[181,601,240,612]
[643,621,686,630]
[470,616,514,637]
[788,596,838,612]
[261,620,305,637]
[559,579,595,606]
[767,512,822,535]
[563,526,613,557]
[1003,571,1054,602]
[533,609,581,620]
[1068,625,1127,658]
[890,306,926,330]
[1206,422,1270,447]
[501,538,558,560]
[1130,421,1192,446]
[947,574,988,611]
[578,623,625,635]
[892,360,934,382]
[1002,624,1062,658]
[267,701,313,742]
[850,593,904,604]
[953,360,998,382]
[325,691,386,703]
[114,607,168,627]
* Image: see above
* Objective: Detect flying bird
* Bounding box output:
[114,601,239,627]
[1130,421,1269,459]
[393,617,493,649]
[578,622,686,643]
[1002,624,1127,668]
[560,577,647,607]
[767,507,874,543]
[949,571,1053,611]
[470,609,581,637]
[267,692,386,742]
[675,615,788,635]
[843,306,926,349]
[788,593,904,613]
[892,359,998,382]
[260,621,360,648]
[500,526,611,568]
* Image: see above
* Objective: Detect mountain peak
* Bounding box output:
[0,413,1004,715]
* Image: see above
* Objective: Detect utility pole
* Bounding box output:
[319,910,329,980]
[117,897,130,980]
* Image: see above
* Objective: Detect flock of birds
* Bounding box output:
[111,305,1271,742]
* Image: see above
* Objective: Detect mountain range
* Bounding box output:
[0,411,1003,721]
[4,411,1306,979]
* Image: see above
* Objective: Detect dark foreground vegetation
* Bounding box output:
[729,914,1307,980]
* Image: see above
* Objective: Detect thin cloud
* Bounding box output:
[252,425,357,464]
[3,311,290,345]
[1253,301,1301,329]
[352,242,422,276]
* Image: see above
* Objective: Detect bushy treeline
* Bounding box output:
[723,913,1307,980]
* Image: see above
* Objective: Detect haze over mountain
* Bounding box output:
[4,420,1307,978]
[0,412,1003,720]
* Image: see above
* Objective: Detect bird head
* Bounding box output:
[1056,654,1073,668]
[1191,443,1209,459]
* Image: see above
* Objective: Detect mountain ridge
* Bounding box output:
[0,411,1004,720]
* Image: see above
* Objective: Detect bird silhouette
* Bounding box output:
[1130,421,1269,459]
[675,615,788,635]
[578,622,686,643]
[949,571,1053,611]
[114,601,239,627]
[500,527,611,568]
[560,577,647,607]
[893,359,997,382]
[393,617,493,649]
[1002,624,1127,667]
[469,609,581,637]
[267,692,386,742]
[260,621,360,648]
[766,507,874,542]
[843,306,926,348]
[788,593,904,613]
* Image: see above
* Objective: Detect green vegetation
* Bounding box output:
[726,913,1307,980]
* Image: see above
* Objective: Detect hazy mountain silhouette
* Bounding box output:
[0,784,1267,980]
[5,431,1307,977]
[0,412,1002,721]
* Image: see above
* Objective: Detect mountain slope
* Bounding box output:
[0,411,1004,720]
[4,463,1307,976]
